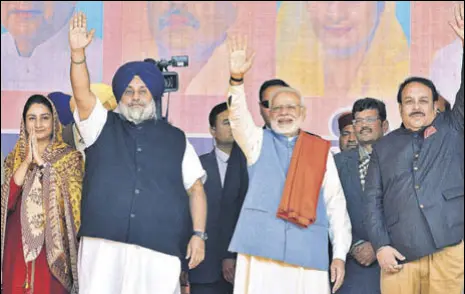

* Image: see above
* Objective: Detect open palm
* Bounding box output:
[228,36,255,77]
[69,12,95,51]
[450,3,464,42]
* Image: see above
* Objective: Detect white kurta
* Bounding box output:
[75,100,206,294]
[234,255,331,294]
[228,85,352,294]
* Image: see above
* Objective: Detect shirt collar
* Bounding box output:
[214,147,230,163]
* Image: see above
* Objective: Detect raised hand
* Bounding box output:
[450,2,464,43]
[227,35,256,79]
[69,12,95,52]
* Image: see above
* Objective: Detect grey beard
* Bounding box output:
[117,100,156,124]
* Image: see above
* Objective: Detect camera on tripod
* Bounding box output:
[144,56,189,93]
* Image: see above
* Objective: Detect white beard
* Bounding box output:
[117,100,156,124]
[271,116,303,136]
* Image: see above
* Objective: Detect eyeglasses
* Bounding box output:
[352,117,380,125]
[259,100,270,109]
[270,104,301,114]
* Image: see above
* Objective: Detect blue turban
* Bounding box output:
[112,61,165,103]
[47,92,73,125]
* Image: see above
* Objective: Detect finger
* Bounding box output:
[330,265,336,283]
[77,11,81,28]
[231,35,237,52]
[191,252,201,269]
[227,36,234,54]
[248,52,256,63]
[456,3,463,23]
[70,14,75,30]
[237,35,242,50]
[332,268,344,293]
[186,244,191,260]
[390,264,401,273]
[449,22,461,37]
[393,264,403,270]
[227,270,235,284]
[88,29,96,42]
[393,249,406,261]
[82,13,87,30]
[243,35,248,52]
[74,13,78,30]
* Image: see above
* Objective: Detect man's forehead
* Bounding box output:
[342,124,355,132]
[272,92,300,103]
[355,109,378,117]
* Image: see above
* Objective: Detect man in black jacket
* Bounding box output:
[188,102,248,294]
[364,4,464,293]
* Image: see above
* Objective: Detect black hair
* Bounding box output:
[397,77,439,104]
[208,102,229,128]
[259,79,289,101]
[352,97,387,121]
[22,94,54,123]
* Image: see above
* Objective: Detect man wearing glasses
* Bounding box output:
[334,98,389,294]
[226,36,351,294]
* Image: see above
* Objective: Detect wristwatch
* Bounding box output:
[193,231,208,241]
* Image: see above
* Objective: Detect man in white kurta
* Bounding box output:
[75,98,206,294]
[225,37,352,294]
[68,12,208,294]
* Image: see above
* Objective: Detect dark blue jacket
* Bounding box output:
[364,51,464,262]
[79,113,191,259]
[335,149,380,294]
[189,144,248,284]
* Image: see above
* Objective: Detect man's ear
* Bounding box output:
[209,127,216,138]
[382,120,390,134]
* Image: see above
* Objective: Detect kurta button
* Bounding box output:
[130,214,135,218]
[415,185,420,190]
[415,154,419,159]
[135,189,140,194]
[420,204,424,209]
[137,147,142,152]
[414,167,419,171]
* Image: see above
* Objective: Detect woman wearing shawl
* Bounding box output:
[1,95,83,294]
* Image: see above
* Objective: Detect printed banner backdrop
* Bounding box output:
[1,1,462,156]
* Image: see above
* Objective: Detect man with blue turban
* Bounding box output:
[68,12,208,294]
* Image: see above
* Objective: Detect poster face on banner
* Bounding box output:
[1,1,460,156]
[1,1,104,93]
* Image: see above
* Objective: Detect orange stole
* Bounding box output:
[277,131,330,228]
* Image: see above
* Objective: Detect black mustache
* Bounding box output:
[409,112,425,117]
[360,127,372,133]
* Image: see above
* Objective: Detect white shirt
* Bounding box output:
[214,146,230,187]
[430,38,463,104]
[1,25,102,92]
[74,98,206,190]
[228,84,352,261]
